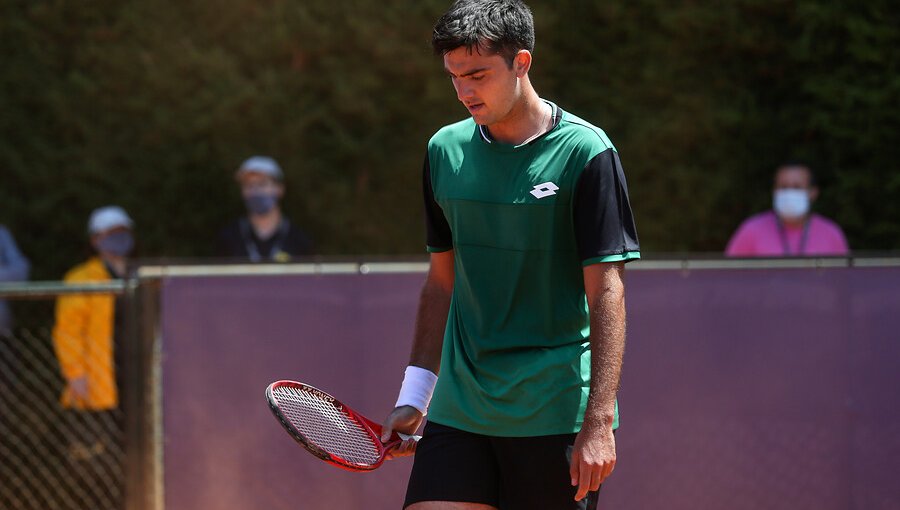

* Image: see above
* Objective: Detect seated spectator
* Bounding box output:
[0,225,31,336]
[217,156,314,262]
[726,162,849,257]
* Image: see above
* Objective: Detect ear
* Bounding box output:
[514,50,532,77]
[808,186,819,203]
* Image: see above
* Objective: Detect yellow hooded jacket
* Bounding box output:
[52,257,119,410]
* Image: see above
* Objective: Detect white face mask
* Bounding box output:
[773,189,810,220]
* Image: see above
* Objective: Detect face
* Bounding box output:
[774,165,818,201]
[443,45,529,126]
[238,172,283,200]
[90,226,134,258]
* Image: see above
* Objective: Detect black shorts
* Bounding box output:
[404,421,601,510]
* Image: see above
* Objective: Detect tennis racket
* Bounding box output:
[265,380,419,472]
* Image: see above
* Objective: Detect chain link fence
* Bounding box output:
[0,283,159,510]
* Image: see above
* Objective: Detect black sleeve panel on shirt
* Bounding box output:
[573,149,640,261]
[423,155,453,250]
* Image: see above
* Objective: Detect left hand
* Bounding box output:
[570,418,616,501]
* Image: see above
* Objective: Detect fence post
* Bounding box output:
[122,277,162,510]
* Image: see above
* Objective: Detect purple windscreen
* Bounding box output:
[271,384,381,466]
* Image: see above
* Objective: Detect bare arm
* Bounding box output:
[571,261,626,500]
[382,251,454,454]
[408,250,455,373]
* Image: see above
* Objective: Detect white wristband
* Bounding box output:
[395,366,438,416]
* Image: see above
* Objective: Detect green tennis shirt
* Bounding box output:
[423,102,640,437]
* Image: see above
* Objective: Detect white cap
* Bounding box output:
[236,156,283,181]
[88,206,134,234]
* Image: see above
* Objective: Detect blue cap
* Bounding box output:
[88,206,133,234]
[236,156,283,181]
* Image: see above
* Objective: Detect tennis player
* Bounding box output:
[382,1,640,508]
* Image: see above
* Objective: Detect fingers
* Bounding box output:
[572,458,614,501]
[569,449,581,489]
[381,406,424,442]
[574,459,593,501]
[384,437,418,460]
[601,458,616,481]
[380,422,393,443]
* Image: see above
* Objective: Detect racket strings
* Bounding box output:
[273,386,381,466]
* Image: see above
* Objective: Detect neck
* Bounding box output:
[779,214,809,229]
[249,208,282,239]
[486,87,549,145]
[101,255,127,278]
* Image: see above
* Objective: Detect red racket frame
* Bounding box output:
[265,380,403,472]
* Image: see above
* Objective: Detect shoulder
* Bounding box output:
[63,257,109,282]
[810,214,848,237]
[810,213,843,230]
[428,118,477,151]
[556,109,616,156]
[728,211,776,245]
[736,211,777,232]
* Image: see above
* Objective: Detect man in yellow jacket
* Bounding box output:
[52,205,135,509]
[53,206,134,410]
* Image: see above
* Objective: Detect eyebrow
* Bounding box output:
[444,66,490,78]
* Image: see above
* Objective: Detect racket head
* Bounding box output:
[265,380,387,472]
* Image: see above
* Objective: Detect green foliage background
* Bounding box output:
[1,0,898,279]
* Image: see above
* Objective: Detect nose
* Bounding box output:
[453,79,473,102]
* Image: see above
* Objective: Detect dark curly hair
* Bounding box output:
[432,0,535,67]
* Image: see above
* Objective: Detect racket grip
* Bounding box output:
[397,433,422,442]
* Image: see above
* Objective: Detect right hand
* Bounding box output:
[69,376,89,402]
[381,405,424,460]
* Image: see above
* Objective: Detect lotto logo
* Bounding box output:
[530,181,559,199]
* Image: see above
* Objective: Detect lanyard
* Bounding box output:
[240,218,289,262]
[776,217,811,256]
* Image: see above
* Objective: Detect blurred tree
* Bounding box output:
[1,0,897,281]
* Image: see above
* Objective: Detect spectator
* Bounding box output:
[51,205,134,510]
[0,225,30,336]
[726,162,849,257]
[217,156,314,262]
[53,206,135,411]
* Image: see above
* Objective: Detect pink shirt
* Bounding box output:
[726,211,849,257]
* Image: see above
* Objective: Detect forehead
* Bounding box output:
[774,165,812,186]
[93,225,131,237]
[443,45,507,73]
[238,172,278,186]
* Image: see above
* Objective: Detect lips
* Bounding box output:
[466,103,484,114]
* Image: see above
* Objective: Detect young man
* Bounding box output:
[725,162,849,257]
[381,1,640,509]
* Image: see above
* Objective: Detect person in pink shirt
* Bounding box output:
[726,163,849,257]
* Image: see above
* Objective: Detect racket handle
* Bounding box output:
[397,433,422,442]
